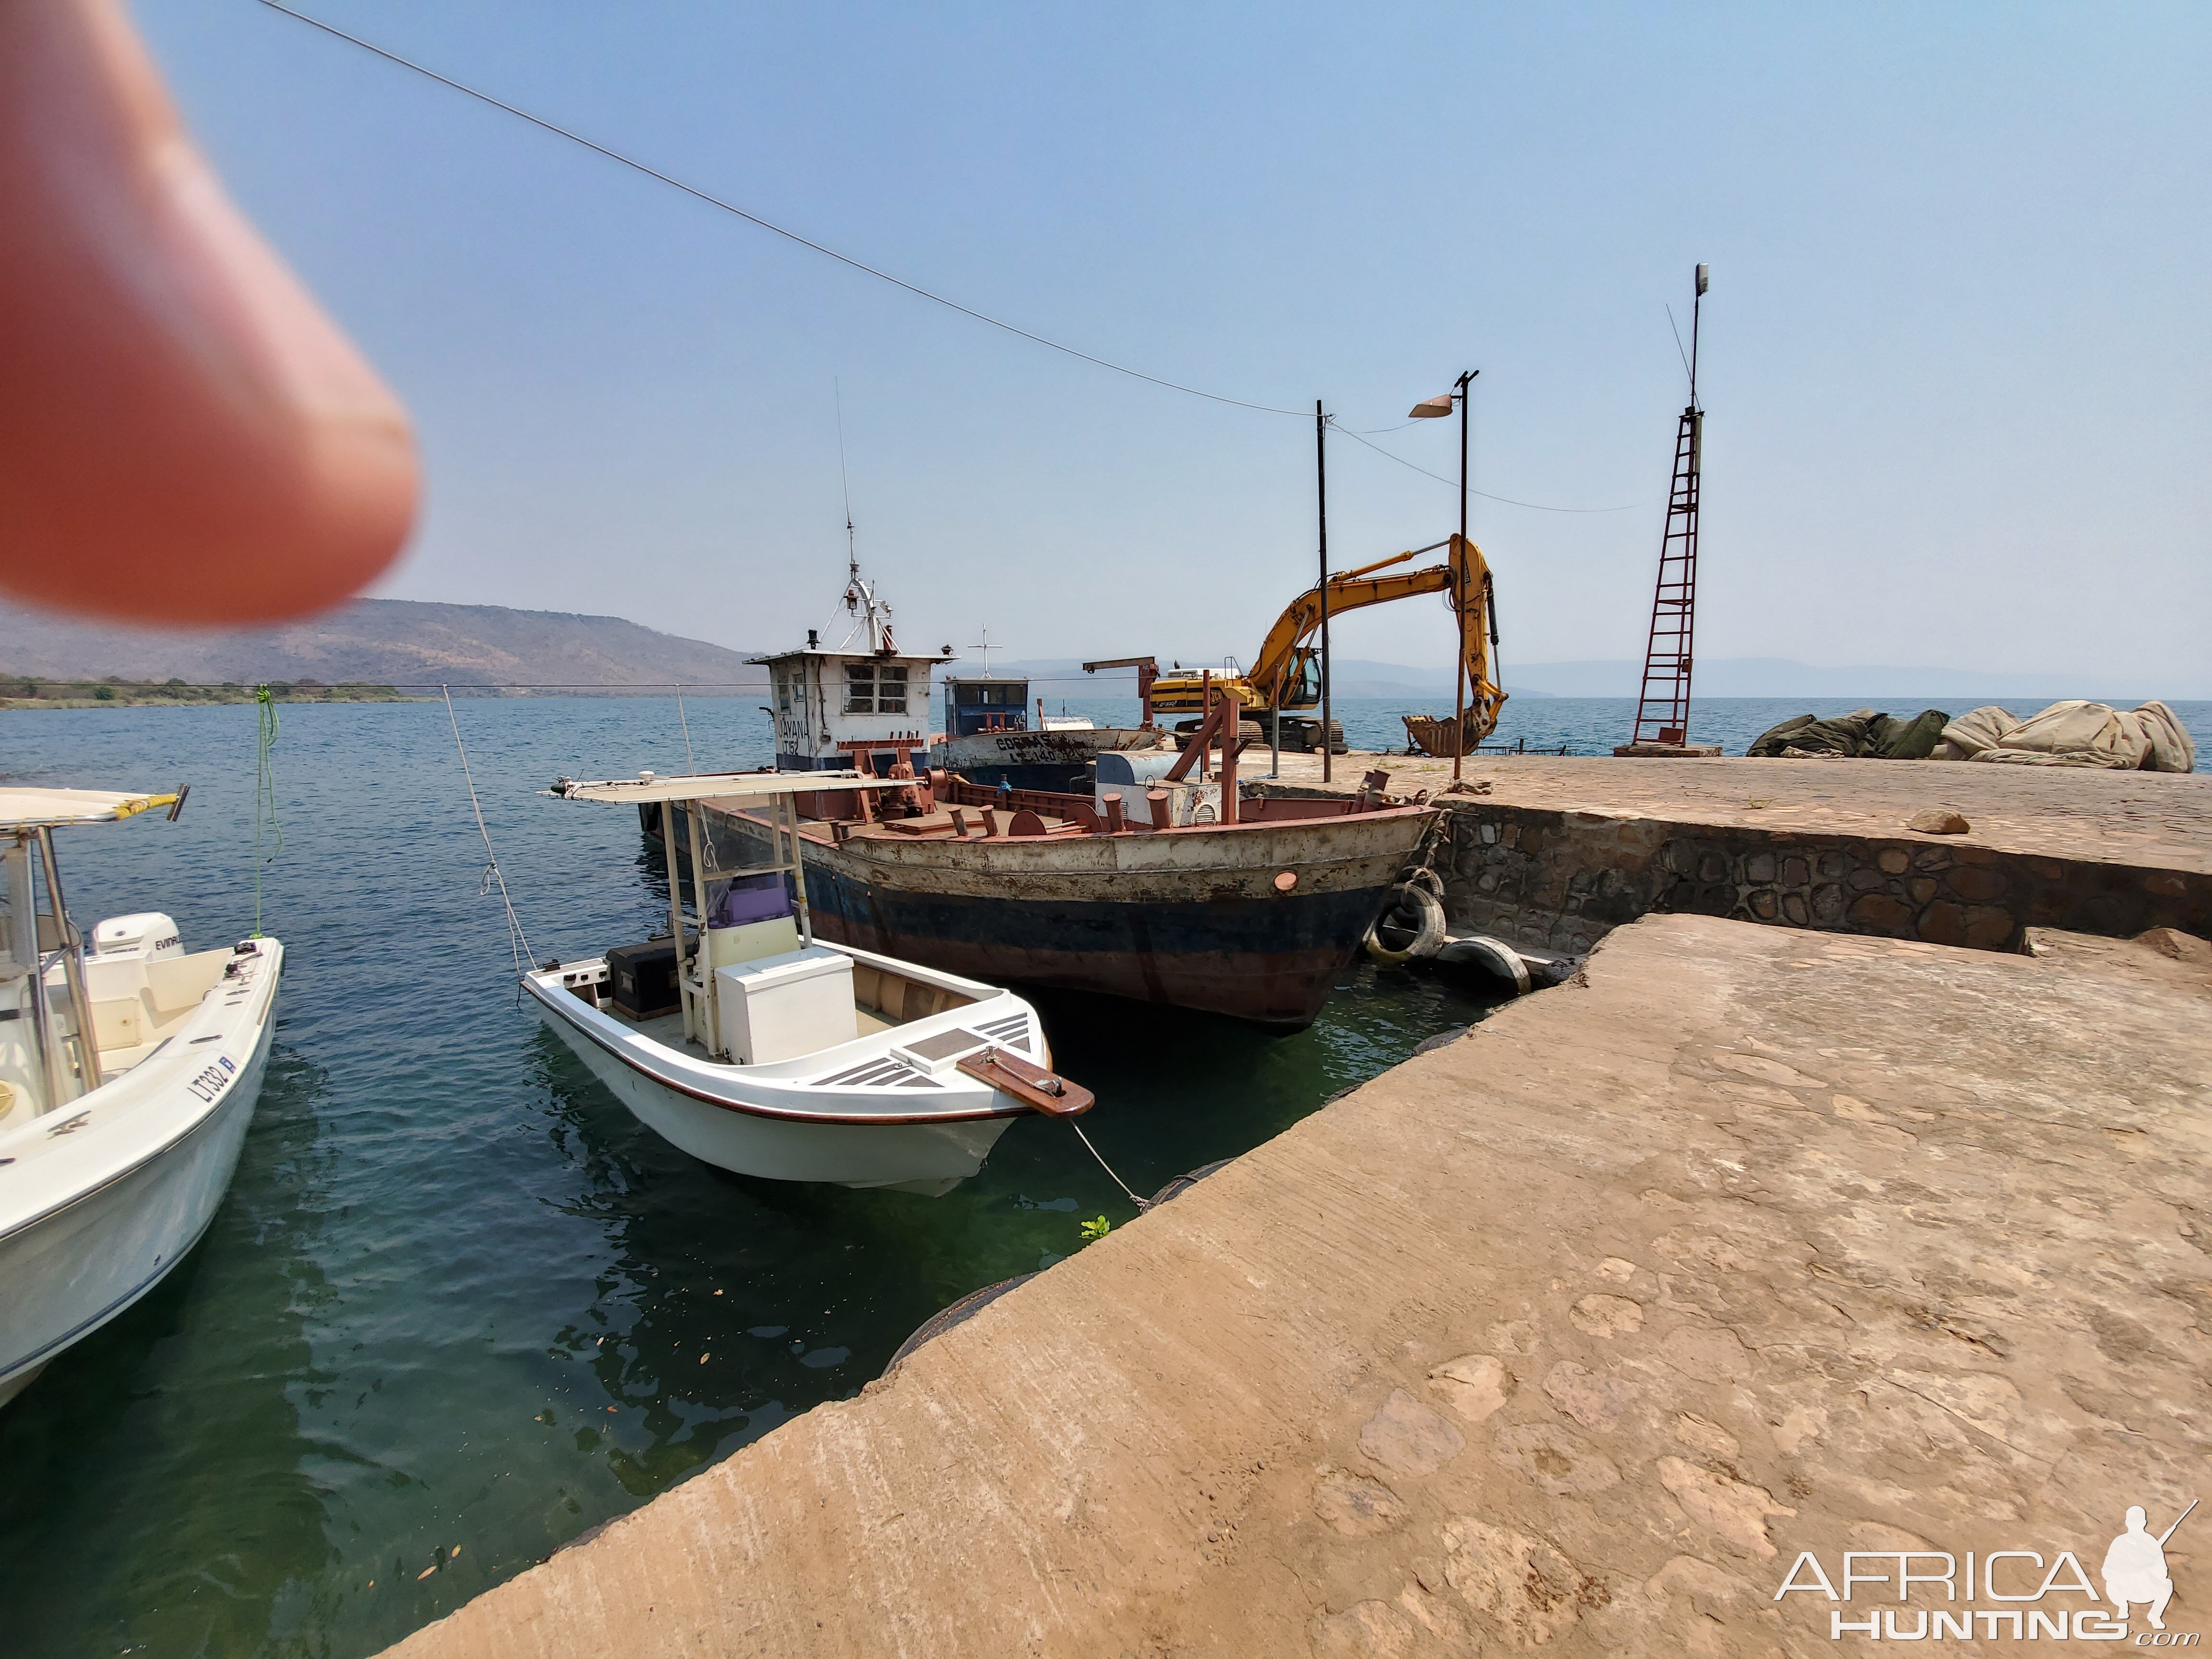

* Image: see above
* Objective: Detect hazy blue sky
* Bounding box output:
[141,3,2208,688]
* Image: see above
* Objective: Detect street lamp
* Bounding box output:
[1409,369,1478,779]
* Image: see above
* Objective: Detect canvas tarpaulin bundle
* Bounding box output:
[1941,700,2198,771]
[1747,708,1952,760]
[1933,705,2020,760]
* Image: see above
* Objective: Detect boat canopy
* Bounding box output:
[550,771,887,805]
[0,788,180,830]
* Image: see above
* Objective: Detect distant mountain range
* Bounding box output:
[1492,658,2209,702]
[0,599,769,695]
[7,601,2196,706]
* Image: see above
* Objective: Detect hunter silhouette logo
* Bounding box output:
[2107,1501,2195,1633]
[1772,1497,2198,1643]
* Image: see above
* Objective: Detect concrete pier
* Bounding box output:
[1264,752,2212,959]
[388,902,2212,1656]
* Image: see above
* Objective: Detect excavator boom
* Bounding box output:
[1148,534,1505,747]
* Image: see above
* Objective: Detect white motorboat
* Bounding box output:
[0,789,282,1408]
[529,769,1092,1196]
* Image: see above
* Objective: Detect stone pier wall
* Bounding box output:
[1431,800,2209,959]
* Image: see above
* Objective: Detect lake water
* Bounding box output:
[0,698,1507,1659]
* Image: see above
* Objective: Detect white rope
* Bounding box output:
[1068,1118,1153,1212]
[444,687,537,977]
[676,688,696,770]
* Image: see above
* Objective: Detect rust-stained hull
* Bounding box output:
[696,805,1436,1031]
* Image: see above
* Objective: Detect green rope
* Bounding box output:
[252,686,282,937]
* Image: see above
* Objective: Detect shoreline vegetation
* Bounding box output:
[0,677,416,709]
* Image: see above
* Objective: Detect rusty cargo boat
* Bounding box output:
[649,568,1432,1028]
[691,780,1432,1031]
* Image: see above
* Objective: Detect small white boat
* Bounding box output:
[530,769,1091,1195]
[0,789,282,1408]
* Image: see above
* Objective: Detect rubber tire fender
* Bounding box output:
[1362,881,1449,967]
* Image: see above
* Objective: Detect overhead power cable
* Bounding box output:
[1329,421,1645,515]
[256,1,1310,418]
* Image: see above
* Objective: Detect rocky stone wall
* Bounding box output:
[1431,801,2209,959]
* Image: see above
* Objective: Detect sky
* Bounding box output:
[140,2,2210,690]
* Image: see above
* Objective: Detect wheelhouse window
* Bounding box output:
[843,664,875,713]
[846,662,909,715]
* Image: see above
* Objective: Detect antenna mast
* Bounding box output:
[831,381,894,652]
[1621,263,1712,756]
[834,378,858,580]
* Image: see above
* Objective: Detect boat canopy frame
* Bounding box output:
[3,792,186,1118]
[549,771,890,1058]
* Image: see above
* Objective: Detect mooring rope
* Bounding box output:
[251,685,282,938]
[675,688,696,771]
[443,687,537,978]
[1067,1118,1153,1212]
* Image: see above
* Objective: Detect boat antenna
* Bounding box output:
[971,628,995,678]
[829,381,894,652]
[834,377,857,578]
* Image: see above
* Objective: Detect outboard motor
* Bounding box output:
[90,913,184,961]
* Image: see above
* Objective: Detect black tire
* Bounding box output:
[1149,1156,1236,1207]
[886,1274,1038,1372]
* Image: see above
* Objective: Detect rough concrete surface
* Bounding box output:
[388,916,2212,1658]
[1269,752,2211,874]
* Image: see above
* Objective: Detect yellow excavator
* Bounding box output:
[1137,533,1505,754]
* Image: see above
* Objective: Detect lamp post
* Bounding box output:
[1316,399,1331,783]
[1410,369,1478,780]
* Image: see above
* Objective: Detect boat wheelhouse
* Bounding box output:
[756,637,949,777]
[752,559,951,781]
[943,674,1032,739]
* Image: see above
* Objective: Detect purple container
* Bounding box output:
[712,876,792,928]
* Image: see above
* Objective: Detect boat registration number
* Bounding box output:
[186,1056,237,1103]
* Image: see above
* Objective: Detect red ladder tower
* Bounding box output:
[1627,264,1709,750]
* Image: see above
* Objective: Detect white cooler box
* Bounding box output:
[715,945,857,1065]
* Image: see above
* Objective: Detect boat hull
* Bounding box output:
[525,948,1041,1194]
[0,943,280,1406]
[703,805,1437,1030]
[533,1002,1016,1195]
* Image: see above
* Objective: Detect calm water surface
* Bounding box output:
[0,698,1505,1658]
